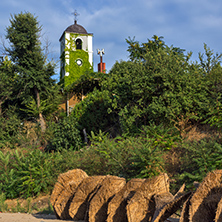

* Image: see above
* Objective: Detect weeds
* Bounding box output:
[174,139,222,190]
[0,123,221,207]
[0,150,59,198]
[0,193,8,212]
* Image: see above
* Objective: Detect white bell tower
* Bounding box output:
[59,11,93,86]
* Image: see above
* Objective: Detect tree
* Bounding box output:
[65,71,105,101]
[0,57,16,115]
[126,35,186,62]
[5,12,58,132]
[102,37,208,135]
[199,44,222,129]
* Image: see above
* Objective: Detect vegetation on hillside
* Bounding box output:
[0,12,222,201]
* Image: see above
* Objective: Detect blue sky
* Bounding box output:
[1,0,222,80]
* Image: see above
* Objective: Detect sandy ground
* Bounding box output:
[0,213,84,222]
[0,213,180,222]
[0,208,181,222]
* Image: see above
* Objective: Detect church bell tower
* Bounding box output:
[59,11,93,87]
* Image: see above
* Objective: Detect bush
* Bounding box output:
[76,132,169,179]
[0,107,22,149]
[0,150,58,198]
[47,115,83,152]
[175,138,222,190]
[72,89,120,137]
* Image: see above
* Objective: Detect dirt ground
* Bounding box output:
[1,195,85,222]
[0,213,179,222]
[0,213,84,222]
[2,194,180,222]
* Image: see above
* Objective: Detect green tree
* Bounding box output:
[72,89,120,137]
[0,57,16,115]
[126,35,186,62]
[5,12,58,132]
[47,115,82,152]
[103,37,208,134]
[199,44,222,128]
[65,71,105,101]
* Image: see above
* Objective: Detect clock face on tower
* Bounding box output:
[76,58,83,66]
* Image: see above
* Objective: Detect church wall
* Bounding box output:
[88,35,93,65]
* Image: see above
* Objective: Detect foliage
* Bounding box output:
[0,106,22,149]
[46,115,83,152]
[175,139,222,190]
[60,33,93,88]
[65,71,105,101]
[22,84,62,121]
[89,130,109,146]
[198,43,222,75]
[72,125,179,179]
[200,44,222,129]
[0,57,17,114]
[127,139,164,178]
[103,44,208,134]
[126,35,186,62]
[88,134,167,179]
[5,12,59,132]
[72,89,120,137]
[206,94,222,129]
[0,149,58,198]
[0,193,8,212]
[126,35,165,62]
[139,123,181,150]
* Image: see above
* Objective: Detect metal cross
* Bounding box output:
[72,10,80,23]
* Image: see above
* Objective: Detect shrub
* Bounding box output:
[83,134,168,179]
[72,89,120,137]
[0,107,22,149]
[139,123,181,150]
[0,150,58,198]
[175,139,222,190]
[47,115,82,152]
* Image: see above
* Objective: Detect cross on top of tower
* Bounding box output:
[72,10,80,24]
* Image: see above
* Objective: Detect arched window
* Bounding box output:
[76,39,82,50]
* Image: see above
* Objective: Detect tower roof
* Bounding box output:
[59,20,92,41]
[65,20,88,34]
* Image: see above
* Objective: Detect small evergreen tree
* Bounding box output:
[5,12,59,132]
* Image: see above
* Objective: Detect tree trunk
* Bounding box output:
[34,86,46,132]
[66,93,69,117]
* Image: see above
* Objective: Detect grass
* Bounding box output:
[0,193,8,212]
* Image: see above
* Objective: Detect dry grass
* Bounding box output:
[4,194,53,214]
[184,124,221,141]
